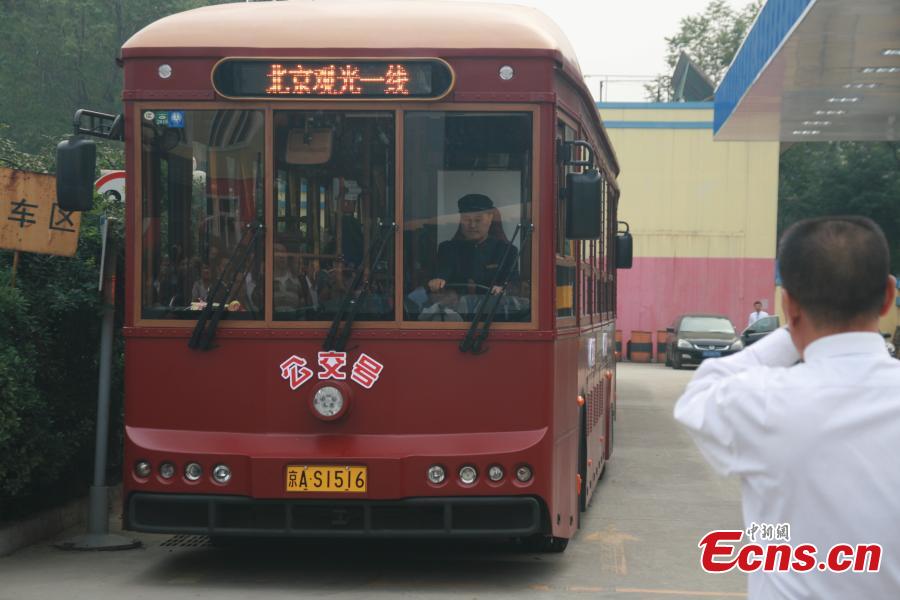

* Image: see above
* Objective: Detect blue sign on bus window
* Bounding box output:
[167,111,185,128]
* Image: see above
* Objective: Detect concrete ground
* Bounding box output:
[0,363,746,599]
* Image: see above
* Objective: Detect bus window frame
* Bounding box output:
[555,110,579,328]
[130,101,540,332]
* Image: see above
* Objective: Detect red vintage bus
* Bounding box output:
[61,0,630,552]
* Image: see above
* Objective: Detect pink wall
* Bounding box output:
[617,256,775,341]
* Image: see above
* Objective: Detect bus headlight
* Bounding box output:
[459,465,478,485]
[159,462,176,479]
[134,460,151,478]
[488,465,504,482]
[515,465,533,483]
[312,386,344,419]
[212,464,232,484]
[184,462,202,482]
[427,465,446,484]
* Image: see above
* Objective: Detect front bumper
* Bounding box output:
[127,493,544,538]
[676,348,738,364]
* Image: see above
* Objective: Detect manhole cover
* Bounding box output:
[161,534,210,548]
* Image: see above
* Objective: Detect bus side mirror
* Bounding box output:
[565,169,602,239]
[56,136,96,212]
[616,222,633,269]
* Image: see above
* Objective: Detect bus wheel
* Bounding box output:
[520,534,569,553]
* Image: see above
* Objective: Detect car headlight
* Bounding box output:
[676,339,692,350]
[730,339,744,350]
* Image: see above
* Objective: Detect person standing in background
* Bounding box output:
[747,300,769,327]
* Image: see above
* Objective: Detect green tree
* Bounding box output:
[0,0,230,153]
[780,142,900,270]
[646,0,761,100]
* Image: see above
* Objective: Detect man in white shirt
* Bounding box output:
[674,216,900,599]
[747,300,769,327]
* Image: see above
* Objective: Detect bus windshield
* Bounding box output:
[272,111,395,322]
[139,109,532,324]
[141,109,266,320]
[402,112,533,323]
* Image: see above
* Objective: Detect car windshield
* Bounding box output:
[752,316,779,332]
[680,316,735,334]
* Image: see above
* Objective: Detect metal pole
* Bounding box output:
[58,216,139,551]
[86,223,116,534]
[10,251,19,287]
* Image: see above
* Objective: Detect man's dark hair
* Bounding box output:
[778,216,890,326]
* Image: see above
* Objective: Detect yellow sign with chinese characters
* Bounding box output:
[0,167,81,257]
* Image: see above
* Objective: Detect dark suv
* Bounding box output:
[665,314,742,369]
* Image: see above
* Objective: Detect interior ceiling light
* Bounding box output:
[843,83,878,89]
[827,97,859,103]
[880,49,900,56]
[802,121,831,126]
[815,110,846,116]
[792,130,821,136]
[862,67,900,74]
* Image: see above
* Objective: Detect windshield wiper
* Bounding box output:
[323,221,397,352]
[188,222,264,351]
[459,222,532,355]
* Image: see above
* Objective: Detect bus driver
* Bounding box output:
[427,194,518,297]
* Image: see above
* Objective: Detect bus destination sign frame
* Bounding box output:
[212,58,455,100]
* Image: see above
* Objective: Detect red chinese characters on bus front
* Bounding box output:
[279,356,314,390]
[279,351,384,389]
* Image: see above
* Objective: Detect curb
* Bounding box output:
[0,485,122,557]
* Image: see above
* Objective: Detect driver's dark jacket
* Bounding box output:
[434,237,518,291]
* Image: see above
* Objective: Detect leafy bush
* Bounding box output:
[0,195,124,521]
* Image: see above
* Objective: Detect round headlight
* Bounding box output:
[515,465,533,483]
[134,460,151,478]
[459,465,478,485]
[312,386,345,418]
[212,464,232,484]
[159,462,176,479]
[427,465,446,484]
[488,465,504,482]
[499,65,515,81]
[184,462,202,482]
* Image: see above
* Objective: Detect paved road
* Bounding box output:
[0,363,746,599]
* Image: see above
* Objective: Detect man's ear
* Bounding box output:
[880,275,897,317]
[782,288,801,329]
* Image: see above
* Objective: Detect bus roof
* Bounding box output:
[122,0,580,69]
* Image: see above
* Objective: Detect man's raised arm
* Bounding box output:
[673,328,801,474]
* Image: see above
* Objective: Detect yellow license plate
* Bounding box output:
[285,465,367,493]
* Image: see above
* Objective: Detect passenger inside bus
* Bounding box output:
[273,243,315,317]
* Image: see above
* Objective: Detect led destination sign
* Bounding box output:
[213,59,454,99]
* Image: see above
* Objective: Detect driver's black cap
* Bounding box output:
[458,193,494,213]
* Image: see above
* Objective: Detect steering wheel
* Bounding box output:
[428,282,495,306]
